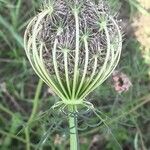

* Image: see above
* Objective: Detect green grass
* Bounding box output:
[0,0,150,150]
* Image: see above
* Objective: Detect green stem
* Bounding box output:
[68,105,79,150]
[25,79,43,150]
[0,104,14,116]
[0,130,36,148]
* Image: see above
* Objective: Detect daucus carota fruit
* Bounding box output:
[24,0,122,149]
[24,0,122,105]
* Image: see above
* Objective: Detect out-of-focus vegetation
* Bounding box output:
[0,0,150,150]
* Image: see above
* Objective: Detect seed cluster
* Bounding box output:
[36,0,120,76]
[25,0,122,100]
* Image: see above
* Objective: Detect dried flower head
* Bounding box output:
[24,0,122,105]
[112,71,132,93]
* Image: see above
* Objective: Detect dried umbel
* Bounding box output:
[24,0,122,105]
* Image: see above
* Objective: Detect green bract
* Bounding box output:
[24,0,122,105]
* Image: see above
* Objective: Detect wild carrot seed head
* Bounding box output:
[24,0,122,103]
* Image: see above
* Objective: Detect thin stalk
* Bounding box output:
[75,36,89,98]
[68,105,79,150]
[0,104,14,116]
[25,79,43,150]
[0,130,36,148]
[72,10,80,99]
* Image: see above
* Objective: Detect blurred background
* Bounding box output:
[0,0,150,150]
